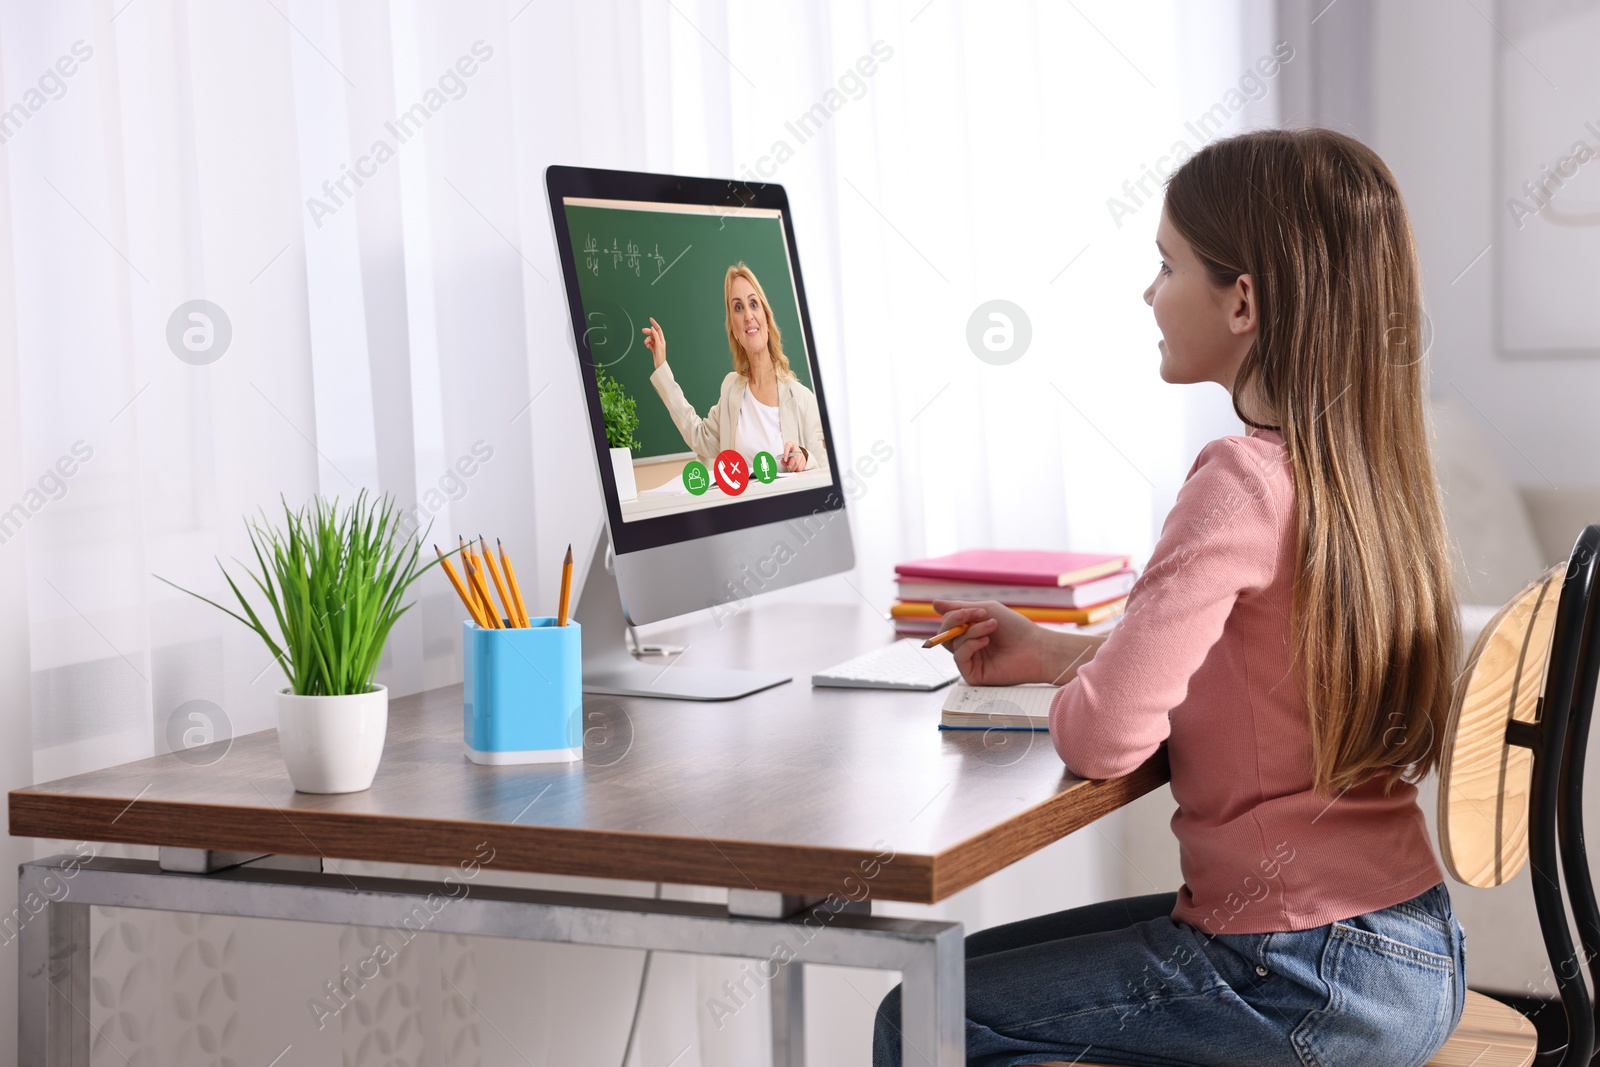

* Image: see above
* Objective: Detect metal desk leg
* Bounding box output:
[900,925,965,1067]
[770,961,804,1067]
[17,865,91,1067]
[729,889,818,1067]
[17,856,969,1066]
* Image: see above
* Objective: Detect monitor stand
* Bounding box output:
[574,526,792,701]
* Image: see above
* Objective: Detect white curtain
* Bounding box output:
[0,0,1269,1063]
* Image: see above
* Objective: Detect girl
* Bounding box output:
[875,128,1466,1066]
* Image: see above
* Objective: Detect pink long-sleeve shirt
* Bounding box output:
[1049,427,1444,933]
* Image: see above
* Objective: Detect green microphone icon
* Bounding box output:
[753,451,778,484]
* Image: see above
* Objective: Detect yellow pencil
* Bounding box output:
[498,538,531,628]
[921,622,970,649]
[436,545,488,627]
[467,543,496,627]
[556,544,574,626]
[464,548,503,628]
[471,561,504,628]
[479,535,519,628]
[459,537,485,622]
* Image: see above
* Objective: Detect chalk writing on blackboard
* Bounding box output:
[583,235,681,281]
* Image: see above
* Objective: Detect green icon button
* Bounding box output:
[682,460,710,495]
[752,451,778,484]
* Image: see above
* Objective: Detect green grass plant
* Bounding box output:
[159,491,437,696]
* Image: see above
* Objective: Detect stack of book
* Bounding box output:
[890,548,1136,638]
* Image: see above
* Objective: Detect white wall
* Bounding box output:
[1373,0,1600,485]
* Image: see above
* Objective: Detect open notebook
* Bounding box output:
[938,683,1057,731]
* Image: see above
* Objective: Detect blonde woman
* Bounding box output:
[643,263,827,475]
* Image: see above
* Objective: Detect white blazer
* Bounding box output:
[648,361,828,472]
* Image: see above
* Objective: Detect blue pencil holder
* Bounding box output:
[463,618,583,764]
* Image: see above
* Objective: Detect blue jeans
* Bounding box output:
[873,883,1467,1066]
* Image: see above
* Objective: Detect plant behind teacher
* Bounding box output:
[642,262,827,474]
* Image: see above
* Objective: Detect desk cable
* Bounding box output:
[621,882,662,1066]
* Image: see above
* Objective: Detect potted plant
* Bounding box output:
[596,367,641,502]
[159,491,434,793]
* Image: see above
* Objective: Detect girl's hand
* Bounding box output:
[930,599,1048,686]
[642,317,666,370]
[780,441,805,472]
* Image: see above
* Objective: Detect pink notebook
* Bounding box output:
[895,548,1133,588]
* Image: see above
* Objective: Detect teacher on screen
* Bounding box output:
[644,262,827,474]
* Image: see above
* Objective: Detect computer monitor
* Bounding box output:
[545,166,855,699]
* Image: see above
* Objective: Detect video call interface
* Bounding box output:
[561,197,832,523]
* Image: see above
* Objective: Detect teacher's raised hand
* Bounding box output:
[642,317,667,370]
[929,599,1048,687]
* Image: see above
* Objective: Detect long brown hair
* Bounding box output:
[1165,127,1460,796]
[724,263,795,381]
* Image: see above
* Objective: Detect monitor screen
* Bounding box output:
[546,168,846,557]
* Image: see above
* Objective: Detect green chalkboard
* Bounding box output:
[565,204,813,459]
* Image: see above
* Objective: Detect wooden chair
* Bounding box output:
[1024,524,1600,1067]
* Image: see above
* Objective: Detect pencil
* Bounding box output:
[471,560,503,628]
[459,537,486,621]
[498,538,531,628]
[436,545,487,628]
[466,539,498,626]
[556,543,574,626]
[464,548,503,628]
[479,535,519,628]
[921,623,970,649]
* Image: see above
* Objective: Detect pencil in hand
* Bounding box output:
[556,543,573,626]
[921,622,970,649]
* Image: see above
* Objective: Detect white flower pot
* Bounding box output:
[610,446,638,502]
[276,685,388,793]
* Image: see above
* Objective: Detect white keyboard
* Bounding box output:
[811,638,964,691]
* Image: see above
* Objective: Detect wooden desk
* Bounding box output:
[9,598,1167,1066]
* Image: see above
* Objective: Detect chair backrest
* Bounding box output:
[1558,532,1600,1064]
[1438,562,1563,885]
[1437,524,1600,1067]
